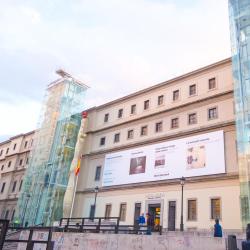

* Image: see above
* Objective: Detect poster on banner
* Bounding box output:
[102,130,225,186]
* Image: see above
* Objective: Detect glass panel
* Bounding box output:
[229,0,250,227]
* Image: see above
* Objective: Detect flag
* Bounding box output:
[75,158,81,176]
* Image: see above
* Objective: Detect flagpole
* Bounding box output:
[70,173,79,219]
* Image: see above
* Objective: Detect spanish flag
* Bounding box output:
[75,158,81,176]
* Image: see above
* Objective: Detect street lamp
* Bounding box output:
[93,186,99,218]
[22,194,31,227]
[180,176,185,231]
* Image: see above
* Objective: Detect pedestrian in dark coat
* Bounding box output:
[146,213,154,235]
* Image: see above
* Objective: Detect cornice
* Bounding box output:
[77,172,239,195]
[84,120,235,157]
[84,58,231,112]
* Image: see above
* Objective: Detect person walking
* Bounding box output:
[214,219,223,237]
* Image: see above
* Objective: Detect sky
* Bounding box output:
[0,0,231,141]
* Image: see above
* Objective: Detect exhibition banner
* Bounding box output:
[102,130,225,186]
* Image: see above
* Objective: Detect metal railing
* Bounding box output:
[59,217,162,235]
[59,217,120,233]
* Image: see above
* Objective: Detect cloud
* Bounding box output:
[0,0,231,138]
[0,98,41,136]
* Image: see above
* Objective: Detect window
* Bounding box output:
[104,113,109,123]
[26,157,29,165]
[114,133,120,143]
[8,161,11,168]
[1,183,5,193]
[155,122,163,133]
[19,159,23,166]
[118,109,123,118]
[95,166,102,181]
[144,100,150,110]
[89,205,95,219]
[171,118,179,129]
[105,204,112,218]
[12,181,17,193]
[11,210,15,221]
[13,144,16,150]
[19,180,23,191]
[100,137,106,146]
[173,90,179,101]
[189,84,196,96]
[188,199,197,220]
[119,203,127,221]
[5,210,9,219]
[24,141,28,148]
[141,126,148,136]
[1,165,4,171]
[0,150,3,156]
[208,107,218,120]
[209,77,216,89]
[6,148,9,154]
[211,198,221,219]
[131,104,136,114]
[127,130,134,139]
[188,113,197,125]
[158,95,164,105]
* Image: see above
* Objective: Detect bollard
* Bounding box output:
[228,235,237,250]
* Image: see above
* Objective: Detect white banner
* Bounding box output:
[102,130,225,186]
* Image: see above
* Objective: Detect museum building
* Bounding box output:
[72,58,242,231]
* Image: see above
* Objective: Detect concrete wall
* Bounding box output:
[52,233,226,250]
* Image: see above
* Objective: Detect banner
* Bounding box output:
[102,130,225,186]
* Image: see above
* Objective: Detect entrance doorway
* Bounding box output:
[148,203,161,231]
[168,201,176,231]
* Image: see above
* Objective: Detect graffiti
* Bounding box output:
[34,232,227,250]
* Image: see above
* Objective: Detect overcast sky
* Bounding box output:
[0,0,231,141]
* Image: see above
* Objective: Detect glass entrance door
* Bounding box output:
[148,203,161,231]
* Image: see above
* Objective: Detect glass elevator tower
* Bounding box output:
[229,0,250,227]
[16,70,88,226]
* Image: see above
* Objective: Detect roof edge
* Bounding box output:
[85,57,231,112]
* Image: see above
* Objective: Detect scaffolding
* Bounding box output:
[16,71,88,226]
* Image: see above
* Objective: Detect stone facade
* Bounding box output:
[0,131,34,222]
[73,58,242,230]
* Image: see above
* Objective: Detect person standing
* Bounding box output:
[138,213,145,233]
[146,213,154,235]
[214,219,223,237]
[139,213,146,225]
